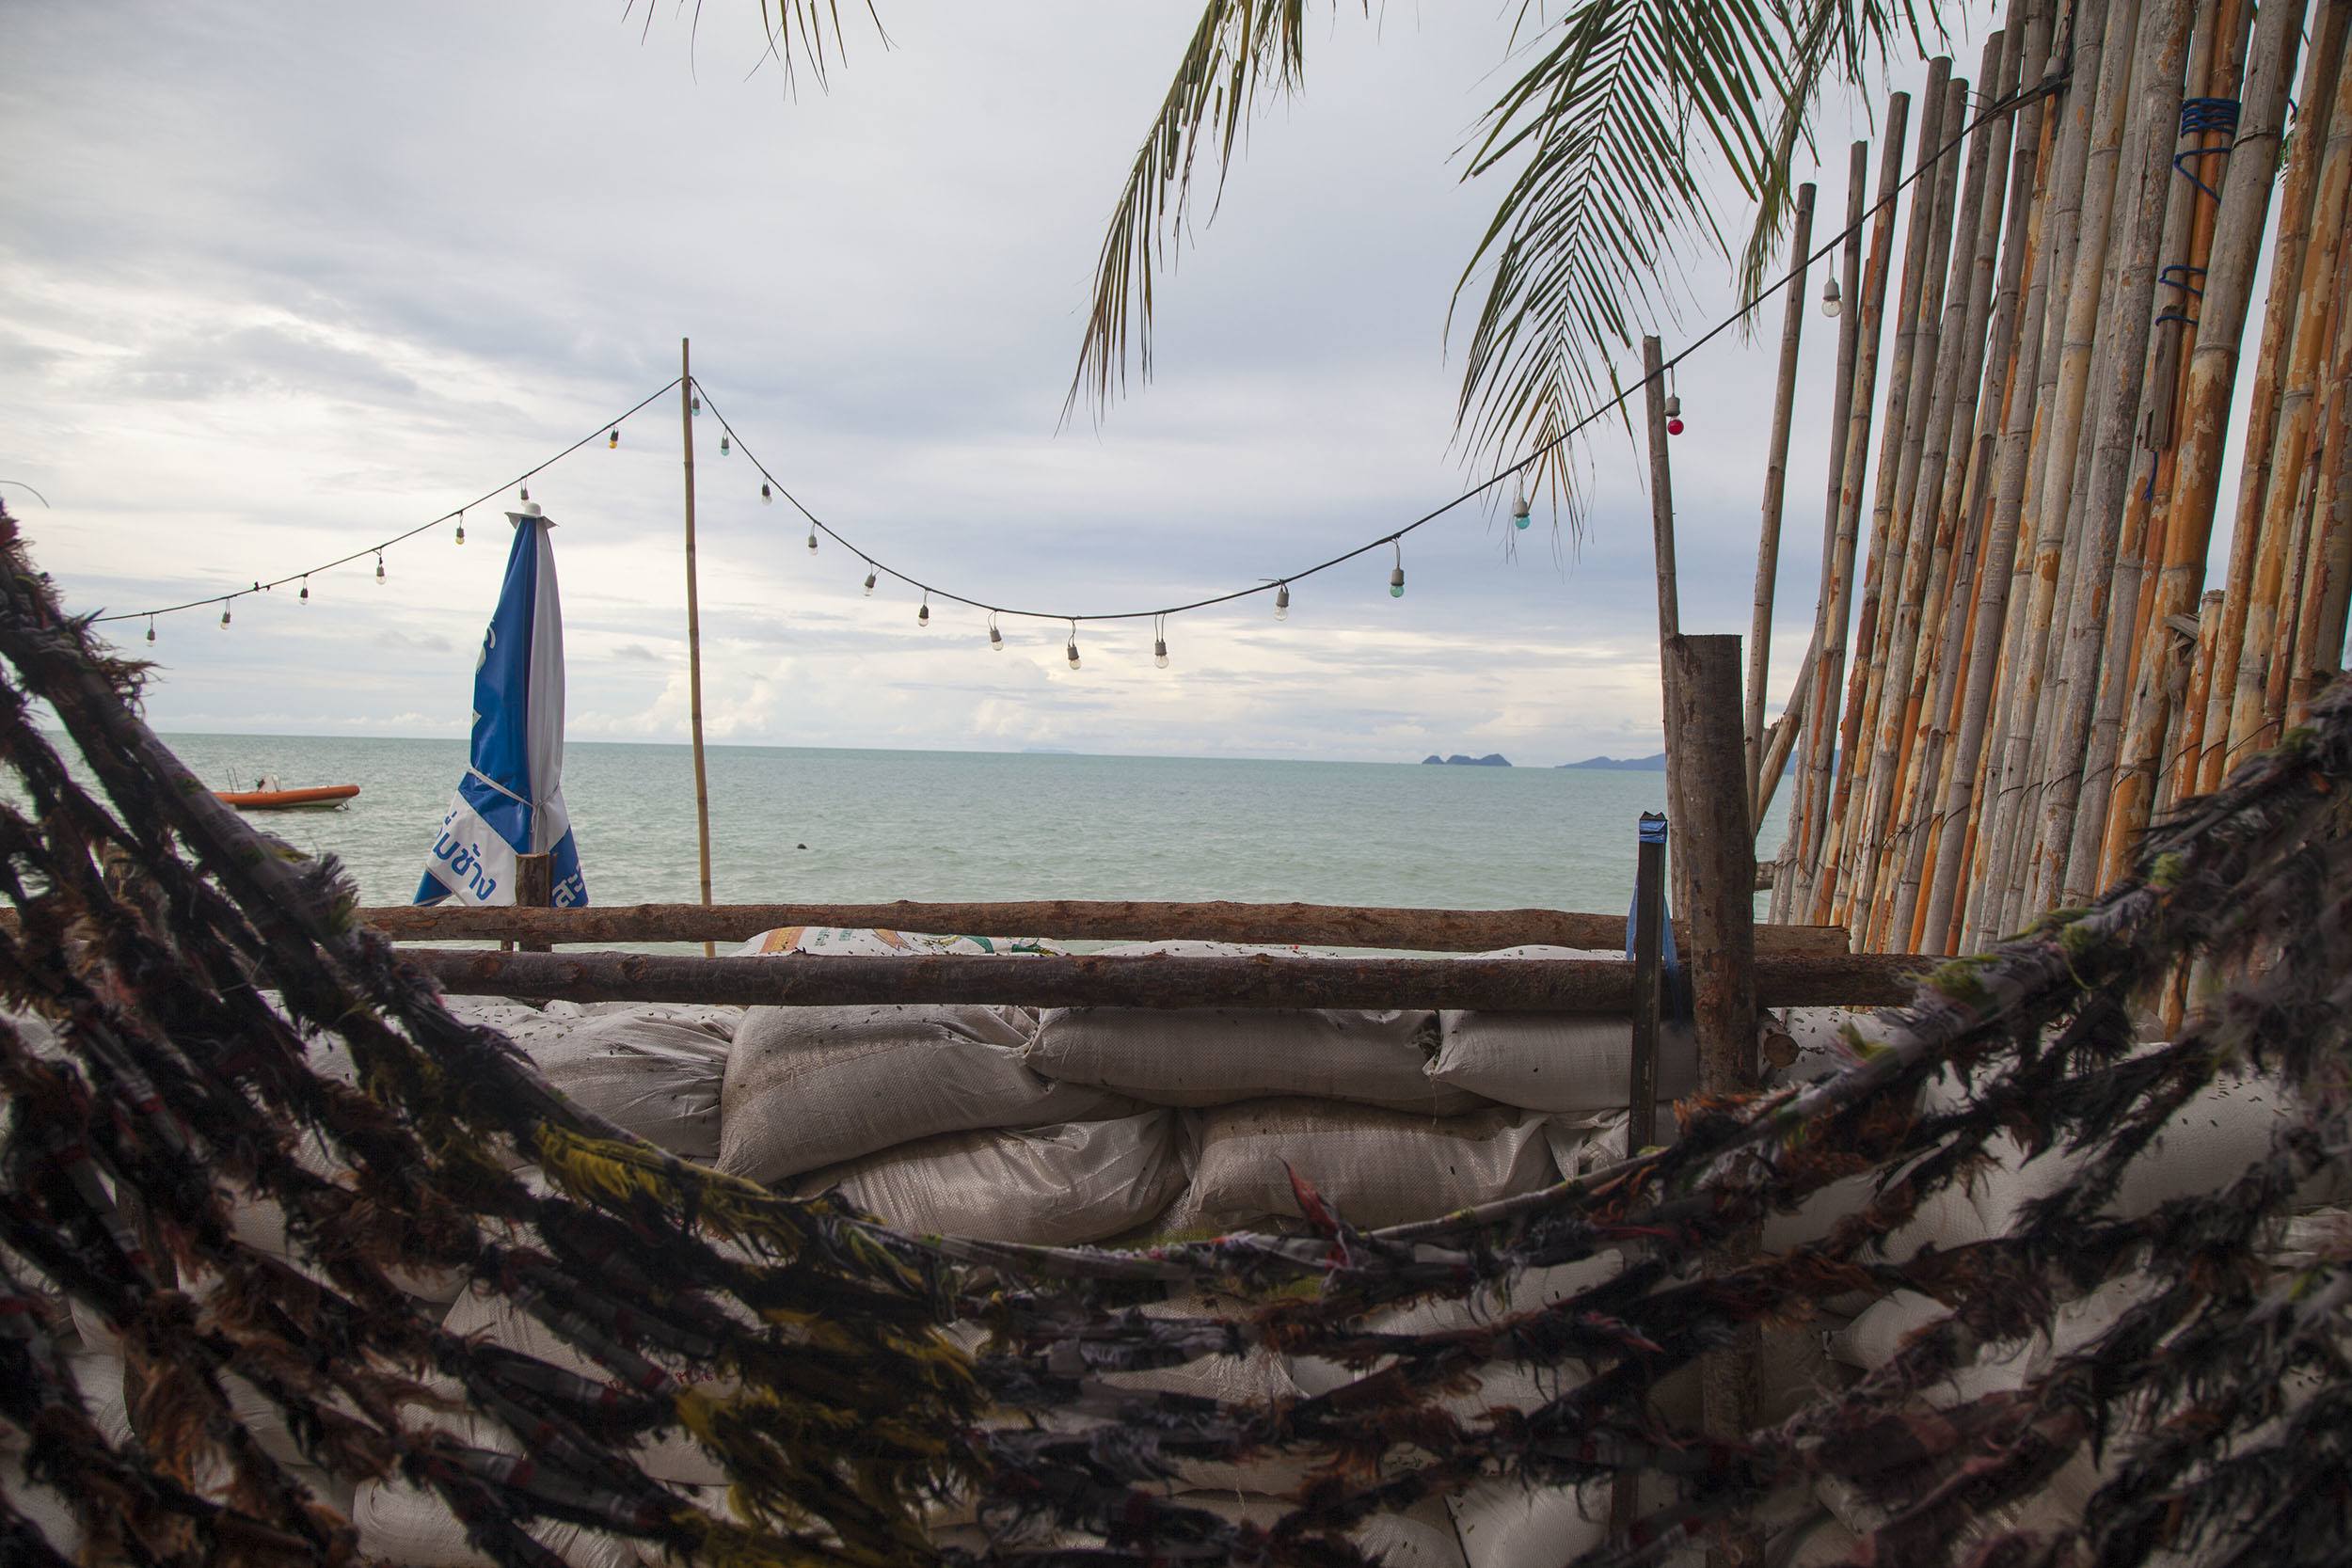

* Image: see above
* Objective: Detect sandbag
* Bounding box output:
[1181,1100,1556,1231]
[719,1003,1127,1184]
[1429,947,1695,1112]
[1448,1479,1611,1568]
[737,925,1062,958]
[531,1006,732,1160]
[797,1110,1189,1245]
[1829,1290,2044,1408]
[353,1477,639,1568]
[1025,942,1467,1114]
[1758,1168,1991,1260]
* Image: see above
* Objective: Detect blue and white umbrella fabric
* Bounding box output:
[415,506,586,908]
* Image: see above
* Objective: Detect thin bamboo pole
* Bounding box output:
[1934,5,2066,950]
[679,338,715,958]
[1970,0,2121,943]
[1754,646,1814,830]
[1747,184,1818,822]
[1785,142,1873,923]
[2047,0,2197,904]
[2221,45,2352,771]
[2195,2,2352,792]
[1817,65,1950,927]
[1862,55,2004,946]
[1800,120,1914,924]
[2286,119,2352,721]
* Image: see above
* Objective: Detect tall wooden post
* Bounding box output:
[516,852,552,954]
[1664,633,1759,1568]
[1747,183,1818,821]
[1644,335,1683,649]
[681,338,716,958]
[1627,814,1667,1152]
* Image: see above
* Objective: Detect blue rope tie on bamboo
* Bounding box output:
[2174,97,2241,203]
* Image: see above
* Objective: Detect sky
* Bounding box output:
[6,0,2242,766]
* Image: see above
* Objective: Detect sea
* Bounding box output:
[64,734,1790,923]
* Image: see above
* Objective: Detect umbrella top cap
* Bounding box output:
[509,501,544,519]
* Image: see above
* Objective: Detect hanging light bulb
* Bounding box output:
[1512,488,1533,531]
[806,527,818,554]
[1821,277,1842,318]
[519,483,531,504]
[1154,615,1169,670]
[917,594,930,626]
[863,564,877,596]
[608,428,620,450]
[719,435,730,455]
[691,392,702,415]
[760,482,772,504]
[1066,621,1081,671]
[375,550,387,584]
[219,604,231,629]
[1663,391,1684,437]
[299,577,310,602]
[1389,541,1406,598]
[988,613,1003,651]
[1275,582,1290,621]
[146,616,156,643]
[454,512,466,546]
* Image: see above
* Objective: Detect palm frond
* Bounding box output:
[1062,0,1327,422]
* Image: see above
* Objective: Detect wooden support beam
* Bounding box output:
[403,946,1922,1010]
[352,899,1852,956]
[1627,814,1669,1152]
[514,853,552,954]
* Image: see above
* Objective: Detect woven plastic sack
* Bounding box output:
[528,1006,732,1161]
[718,1002,1127,1184]
[1178,1099,1556,1230]
[1448,1479,1611,1568]
[796,1110,1189,1245]
[353,1477,640,1568]
[735,925,1061,958]
[1025,942,1468,1114]
[1429,947,1697,1112]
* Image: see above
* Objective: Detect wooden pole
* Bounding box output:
[2285,96,2352,722]
[1627,816,1667,1150]
[1645,336,1683,651]
[405,944,1922,1011]
[1663,633,1758,1568]
[515,852,552,954]
[355,896,1851,955]
[1785,142,1875,923]
[680,339,716,958]
[1747,184,1818,821]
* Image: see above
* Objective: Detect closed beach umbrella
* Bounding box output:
[414,505,586,907]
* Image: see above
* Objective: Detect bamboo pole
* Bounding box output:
[354,897,1853,955]
[2195,3,2352,793]
[2220,44,2352,772]
[2098,0,2268,879]
[1747,184,1818,822]
[1969,0,2120,944]
[2046,0,2197,904]
[1815,70,1948,926]
[1786,141,1875,923]
[1754,648,1815,830]
[679,338,716,958]
[405,945,1923,1011]
[1930,2,2065,950]
[1858,55,2003,944]
[1910,6,2060,949]
[2286,124,2352,721]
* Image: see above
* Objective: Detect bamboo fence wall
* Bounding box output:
[1761,0,2352,959]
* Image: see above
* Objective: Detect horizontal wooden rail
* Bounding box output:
[406,947,1921,1010]
[358,900,1851,956]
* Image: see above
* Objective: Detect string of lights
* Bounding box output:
[90,379,686,636]
[81,68,2048,652]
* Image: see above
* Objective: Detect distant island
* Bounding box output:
[1421,752,1512,767]
[1558,752,1668,771]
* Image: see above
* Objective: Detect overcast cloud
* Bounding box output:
[7,0,2209,766]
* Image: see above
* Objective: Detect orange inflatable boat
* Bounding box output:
[215,781,359,812]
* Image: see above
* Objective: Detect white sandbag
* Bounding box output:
[719,1003,1128,1184]
[353,1477,639,1568]
[1774,1511,1866,1568]
[1764,1007,1884,1085]
[737,925,1063,958]
[798,1111,1189,1246]
[1759,1170,1991,1260]
[1432,948,1696,1113]
[1182,1100,1556,1231]
[1756,1320,1856,1425]
[1448,1479,1610,1568]
[1027,943,1464,1114]
[530,1006,732,1160]
[1175,1490,1469,1568]
[1829,1290,2043,1408]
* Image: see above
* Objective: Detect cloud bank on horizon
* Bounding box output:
[7,0,2035,766]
